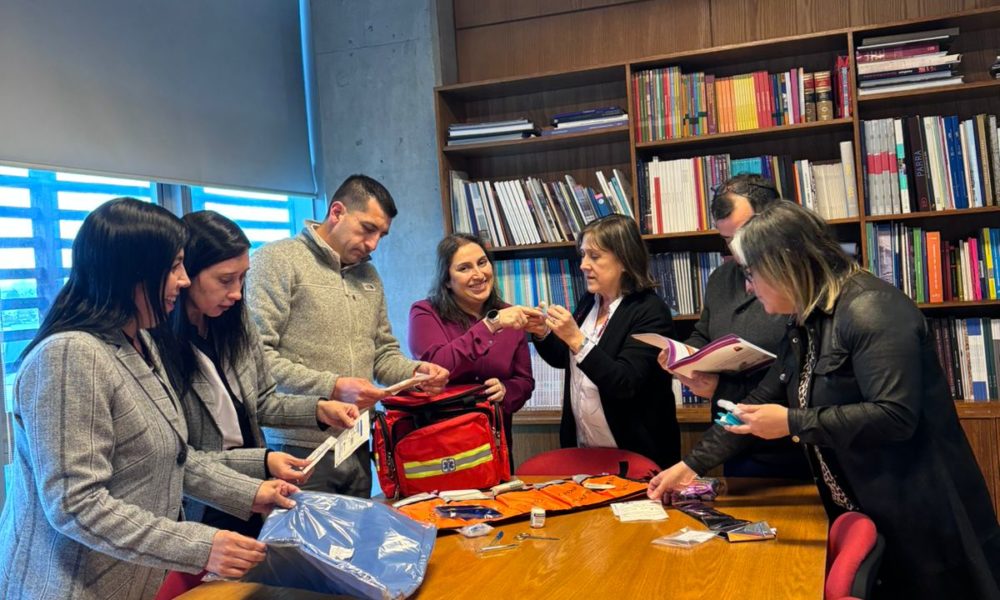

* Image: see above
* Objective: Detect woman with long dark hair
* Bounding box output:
[157,210,358,537]
[408,233,540,451]
[0,198,297,600]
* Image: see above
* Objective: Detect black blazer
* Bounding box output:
[534,289,679,468]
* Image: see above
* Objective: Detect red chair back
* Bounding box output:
[825,511,884,600]
[154,570,206,600]
[515,447,660,479]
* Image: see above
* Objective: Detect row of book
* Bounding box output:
[929,317,1000,401]
[650,251,723,316]
[630,61,851,143]
[636,146,857,235]
[492,257,583,314]
[494,257,581,412]
[861,114,1000,216]
[866,224,999,303]
[449,170,633,248]
[855,27,963,96]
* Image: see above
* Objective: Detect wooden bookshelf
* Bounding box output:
[437,5,1000,513]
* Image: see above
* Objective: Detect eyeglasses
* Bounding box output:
[739,264,753,282]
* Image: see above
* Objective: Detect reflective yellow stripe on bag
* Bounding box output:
[402,443,494,479]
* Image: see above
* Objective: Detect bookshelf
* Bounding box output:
[435,7,1000,512]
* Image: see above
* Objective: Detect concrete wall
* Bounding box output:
[309,0,448,358]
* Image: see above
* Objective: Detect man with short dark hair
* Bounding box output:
[662,174,810,479]
[246,174,448,497]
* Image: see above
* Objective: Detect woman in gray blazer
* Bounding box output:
[0,198,299,600]
[156,210,359,538]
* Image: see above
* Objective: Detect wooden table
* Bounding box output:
[178,478,828,600]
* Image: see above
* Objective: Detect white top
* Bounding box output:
[192,345,245,450]
[569,296,622,449]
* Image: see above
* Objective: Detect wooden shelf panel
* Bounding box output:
[635,118,854,153]
[443,126,629,157]
[864,206,1000,223]
[437,64,627,101]
[917,300,1000,311]
[631,31,848,73]
[857,80,1000,107]
[487,241,576,256]
[642,229,720,241]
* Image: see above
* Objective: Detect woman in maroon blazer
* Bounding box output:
[408,234,542,451]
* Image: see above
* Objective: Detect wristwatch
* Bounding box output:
[485,309,502,333]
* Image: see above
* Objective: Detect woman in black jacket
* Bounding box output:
[648,201,1000,599]
[529,214,678,468]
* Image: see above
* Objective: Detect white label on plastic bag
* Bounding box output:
[334,411,370,468]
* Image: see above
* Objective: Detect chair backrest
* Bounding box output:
[825,511,885,600]
[515,447,660,479]
[154,570,206,600]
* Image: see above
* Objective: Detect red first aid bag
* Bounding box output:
[372,384,510,499]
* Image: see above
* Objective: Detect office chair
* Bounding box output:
[825,511,885,600]
[515,447,660,480]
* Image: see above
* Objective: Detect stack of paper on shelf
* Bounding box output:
[542,107,629,136]
[855,27,963,96]
[447,118,538,145]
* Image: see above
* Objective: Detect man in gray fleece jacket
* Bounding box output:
[245,174,449,497]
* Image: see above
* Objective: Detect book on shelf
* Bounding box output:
[858,69,957,89]
[522,347,564,411]
[551,106,624,124]
[447,131,537,145]
[856,27,959,50]
[866,224,999,303]
[856,52,960,75]
[856,42,942,63]
[448,118,533,135]
[858,63,954,82]
[541,114,630,136]
[631,333,776,379]
[447,118,539,146]
[857,76,963,95]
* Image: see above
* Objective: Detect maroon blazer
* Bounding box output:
[407,299,535,444]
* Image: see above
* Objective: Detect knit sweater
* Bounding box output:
[245,221,420,448]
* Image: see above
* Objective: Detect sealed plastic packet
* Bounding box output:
[651,527,717,548]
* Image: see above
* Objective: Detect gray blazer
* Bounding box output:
[0,330,263,600]
[180,329,321,523]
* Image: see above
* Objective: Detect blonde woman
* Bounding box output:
[647,200,1000,599]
